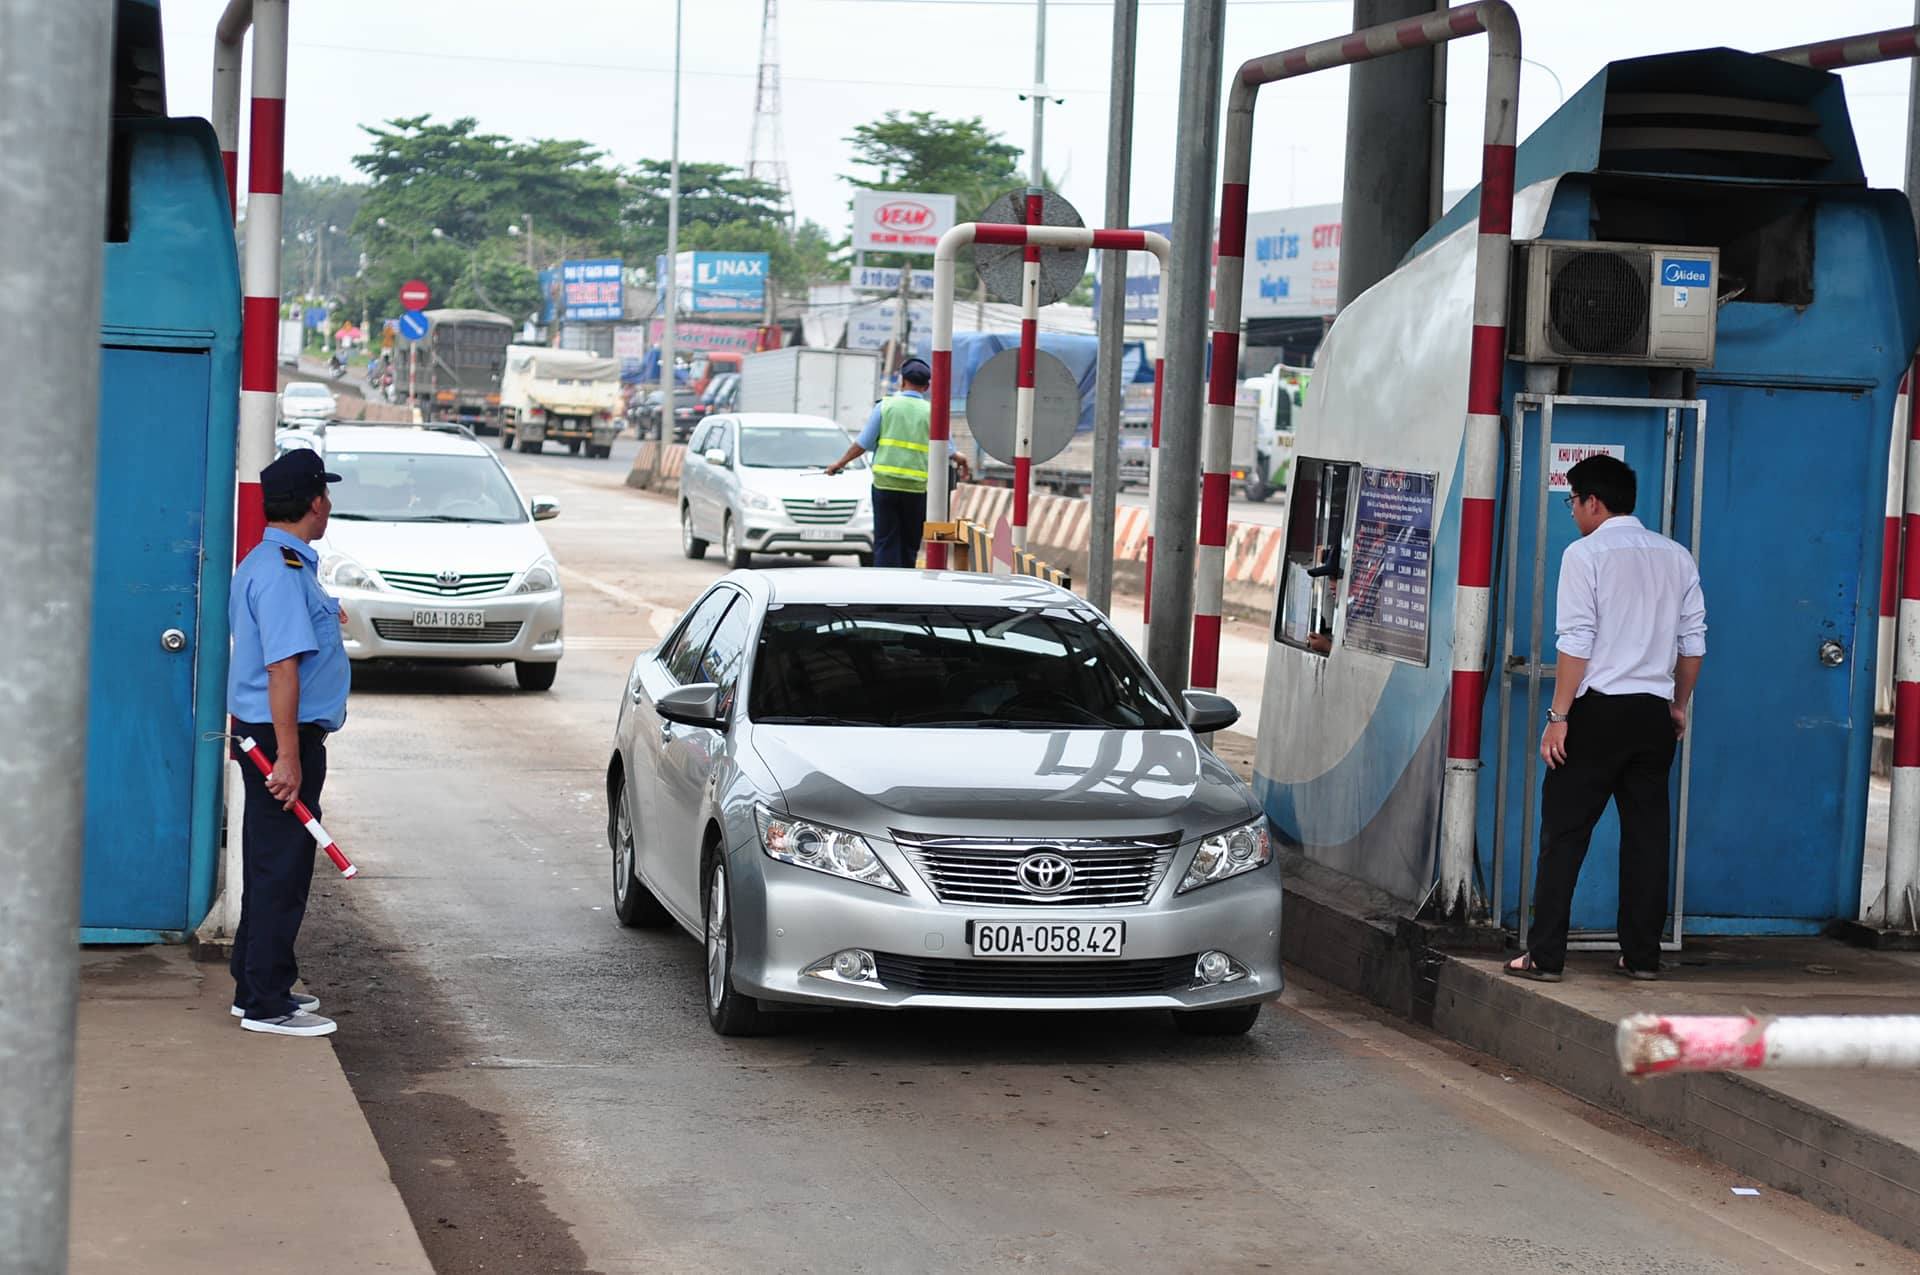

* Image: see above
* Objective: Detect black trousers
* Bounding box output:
[1527,691,1677,974]
[871,486,927,569]
[231,723,327,1019]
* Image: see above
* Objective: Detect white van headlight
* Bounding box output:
[515,560,558,594]
[1177,817,1272,893]
[320,554,376,591]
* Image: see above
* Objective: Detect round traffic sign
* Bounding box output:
[397,310,431,342]
[965,348,1079,466]
[399,279,431,311]
[974,189,1088,308]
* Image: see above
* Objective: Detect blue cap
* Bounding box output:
[260,448,341,500]
[899,357,933,383]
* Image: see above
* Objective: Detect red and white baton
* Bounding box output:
[237,735,358,878]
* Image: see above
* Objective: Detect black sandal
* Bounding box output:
[1504,953,1563,983]
[1614,957,1659,981]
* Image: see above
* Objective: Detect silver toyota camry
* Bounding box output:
[606,570,1281,1036]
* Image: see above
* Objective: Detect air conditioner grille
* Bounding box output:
[1547,249,1649,358]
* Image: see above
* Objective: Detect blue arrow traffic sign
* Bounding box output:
[397,310,431,342]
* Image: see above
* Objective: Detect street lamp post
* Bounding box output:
[652,0,684,482]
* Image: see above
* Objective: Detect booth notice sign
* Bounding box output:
[1344,468,1436,665]
[1548,442,1625,491]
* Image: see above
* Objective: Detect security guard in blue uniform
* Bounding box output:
[228,448,352,1037]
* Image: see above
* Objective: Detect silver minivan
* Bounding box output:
[679,413,875,568]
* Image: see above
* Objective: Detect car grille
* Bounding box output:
[892,833,1179,907]
[782,498,858,525]
[378,570,516,598]
[370,619,523,644]
[873,953,1194,997]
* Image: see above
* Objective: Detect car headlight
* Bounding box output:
[320,554,376,591]
[515,559,558,594]
[755,805,903,893]
[740,488,776,513]
[1176,817,1272,894]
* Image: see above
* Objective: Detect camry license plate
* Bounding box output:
[970,921,1124,958]
[799,528,840,542]
[413,609,484,629]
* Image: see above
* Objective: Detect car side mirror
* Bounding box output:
[705,448,728,466]
[1182,689,1240,735]
[531,496,560,521]
[657,681,726,731]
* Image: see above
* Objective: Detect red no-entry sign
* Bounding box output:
[399,279,431,311]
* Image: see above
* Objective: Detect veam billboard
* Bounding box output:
[852,190,957,255]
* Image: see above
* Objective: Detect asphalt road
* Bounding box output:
[302,434,1914,1275]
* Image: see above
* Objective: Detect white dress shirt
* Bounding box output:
[1555,514,1707,701]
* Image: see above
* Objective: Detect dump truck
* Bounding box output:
[498,345,623,458]
[413,308,514,433]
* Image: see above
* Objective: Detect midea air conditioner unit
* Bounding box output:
[1509,240,1719,368]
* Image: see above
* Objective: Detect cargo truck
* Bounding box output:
[498,346,623,458]
[1230,365,1306,502]
[412,308,514,433]
[736,347,881,433]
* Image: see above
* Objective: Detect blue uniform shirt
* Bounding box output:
[858,389,927,451]
[228,528,351,730]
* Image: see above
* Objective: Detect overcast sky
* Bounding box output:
[163,0,1919,234]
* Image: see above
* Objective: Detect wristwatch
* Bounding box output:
[1545,709,1569,725]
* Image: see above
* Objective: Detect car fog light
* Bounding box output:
[804,949,882,986]
[1192,950,1248,988]
[539,629,561,644]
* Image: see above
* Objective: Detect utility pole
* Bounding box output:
[1147,0,1226,692]
[653,0,684,483]
[1031,0,1048,186]
[1088,0,1138,612]
[1,2,112,1269]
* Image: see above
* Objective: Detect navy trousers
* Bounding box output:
[871,486,927,569]
[231,724,326,1019]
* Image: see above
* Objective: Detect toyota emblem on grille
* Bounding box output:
[435,570,463,588]
[1016,851,1075,894]
[814,498,830,508]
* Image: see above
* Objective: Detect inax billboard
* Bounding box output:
[852,190,957,256]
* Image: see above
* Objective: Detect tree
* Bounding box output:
[280,174,367,299]
[844,112,1022,222]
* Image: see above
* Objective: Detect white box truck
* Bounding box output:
[498,345,623,458]
[737,347,881,433]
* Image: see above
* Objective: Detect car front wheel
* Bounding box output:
[514,661,557,691]
[682,505,708,559]
[723,515,751,569]
[1172,1004,1261,1036]
[704,854,764,1036]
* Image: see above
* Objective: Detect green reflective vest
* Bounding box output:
[870,394,931,493]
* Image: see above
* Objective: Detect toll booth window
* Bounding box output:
[1275,459,1356,655]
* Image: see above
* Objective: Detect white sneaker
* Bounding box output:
[232,991,320,1018]
[240,1010,337,1037]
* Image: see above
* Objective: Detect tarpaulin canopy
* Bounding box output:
[945,332,1150,431]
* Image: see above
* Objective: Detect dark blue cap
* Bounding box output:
[899,357,933,383]
[260,448,342,500]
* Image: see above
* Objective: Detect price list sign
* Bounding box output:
[1343,467,1436,664]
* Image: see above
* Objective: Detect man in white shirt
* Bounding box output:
[1507,455,1706,983]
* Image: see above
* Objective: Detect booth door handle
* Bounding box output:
[1819,639,1846,668]
[160,628,188,653]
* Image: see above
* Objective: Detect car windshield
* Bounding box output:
[749,604,1181,729]
[739,426,865,470]
[285,384,330,398]
[325,451,528,523]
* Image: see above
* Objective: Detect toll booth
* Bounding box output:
[83,5,239,939]
[1254,48,1920,939]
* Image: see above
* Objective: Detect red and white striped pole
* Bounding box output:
[1766,25,1920,69]
[1617,1013,1920,1078]
[1209,2,1519,909]
[210,2,249,216]
[1013,191,1045,551]
[236,0,288,560]
[930,224,1171,574]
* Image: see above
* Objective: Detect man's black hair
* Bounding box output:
[263,486,321,525]
[1567,454,1635,516]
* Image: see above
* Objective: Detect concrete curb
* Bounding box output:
[1278,860,1920,1252]
[626,441,686,493]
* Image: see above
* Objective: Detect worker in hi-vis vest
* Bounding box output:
[826,356,933,568]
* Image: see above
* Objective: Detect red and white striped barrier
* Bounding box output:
[1767,26,1920,68]
[1013,191,1044,551]
[1617,1012,1920,1077]
[214,0,288,561]
[929,225,1170,603]
[236,736,357,878]
[1208,2,1520,897]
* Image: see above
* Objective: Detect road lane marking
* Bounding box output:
[557,565,674,638]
